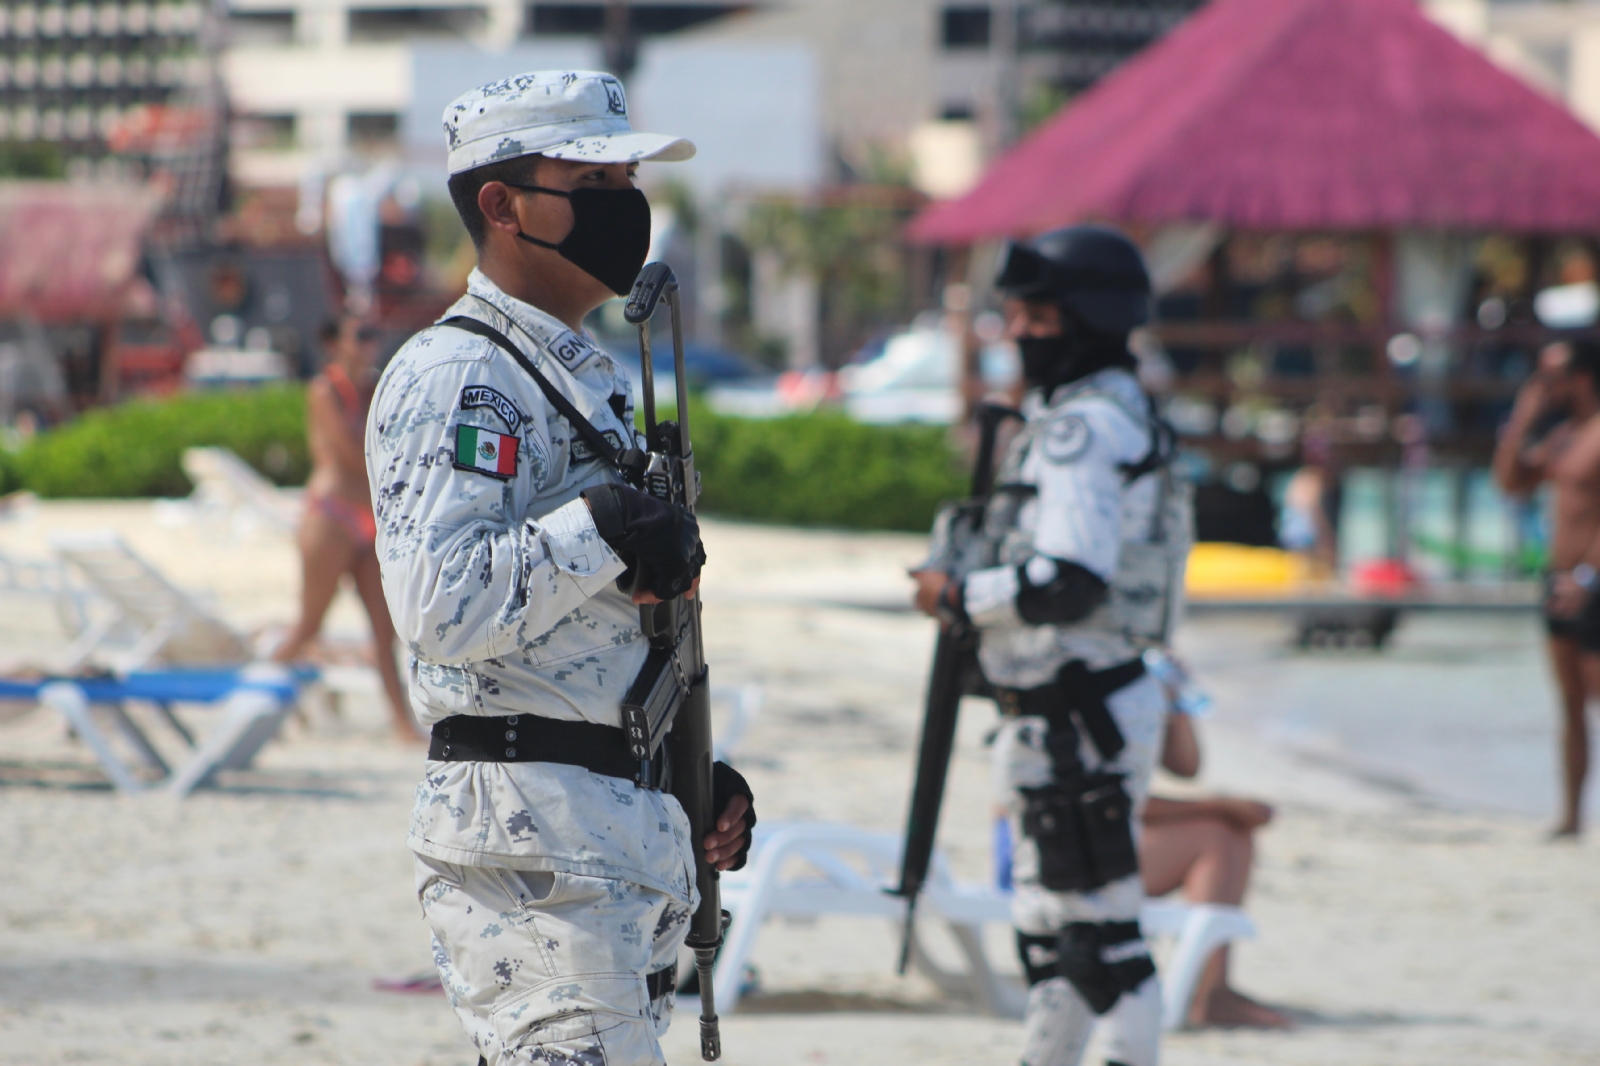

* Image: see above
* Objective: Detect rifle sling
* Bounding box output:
[441,315,636,480]
[995,657,1144,762]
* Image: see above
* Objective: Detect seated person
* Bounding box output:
[1141,709,1293,1028]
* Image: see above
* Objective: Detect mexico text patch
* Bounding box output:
[459,385,523,432]
[454,424,519,479]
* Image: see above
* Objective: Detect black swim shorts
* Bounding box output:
[1544,571,1600,652]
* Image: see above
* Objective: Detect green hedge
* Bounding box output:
[4,386,309,498]
[691,407,965,531]
[2,388,965,531]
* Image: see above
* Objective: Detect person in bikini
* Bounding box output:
[1493,340,1600,837]
[273,316,415,741]
[1141,707,1292,1028]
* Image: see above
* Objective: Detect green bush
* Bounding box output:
[11,386,309,498]
[6,388,964,531]
[692,406,965,532]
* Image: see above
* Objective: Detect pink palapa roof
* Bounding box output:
[0,183,163,322]
[911,0,1600,242]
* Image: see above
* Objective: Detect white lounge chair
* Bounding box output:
[180,446,301,535]
[711,682,763,764]
[31,665,304,797]
[50,531,250,672]
[714,822,1256,1030]
[0,545,91,643]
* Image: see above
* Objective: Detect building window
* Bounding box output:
[348,7,487,42]
[942,5,991,49]
[234,113,296,151]
[349,112,400,149]
[526,4,749,37]
[228,11,296,47]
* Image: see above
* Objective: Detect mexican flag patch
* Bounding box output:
[453,424,518,478]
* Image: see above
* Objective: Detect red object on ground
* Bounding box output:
[910,0,1600,241]
[1349,558,1421,597]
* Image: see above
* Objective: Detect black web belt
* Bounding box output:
[994,657,1146,760]
[429,714,640,781]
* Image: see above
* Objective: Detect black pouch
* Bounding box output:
[1020,773,1137,892]
[1078,772,1138,886]
[1020,784,1094,892]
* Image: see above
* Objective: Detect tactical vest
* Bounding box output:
[985,382,1192,648]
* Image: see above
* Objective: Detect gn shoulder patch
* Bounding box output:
[459,385,524,433]
[453,424,519,479]
[1042,414,1093,464]
[571,428,626,465]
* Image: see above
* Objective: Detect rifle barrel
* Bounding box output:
[666,288,691,461]
[637,319,658,435]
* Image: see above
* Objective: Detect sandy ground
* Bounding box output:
[0,498,1597,1065]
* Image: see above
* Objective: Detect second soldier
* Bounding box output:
[914,226,1188,1066]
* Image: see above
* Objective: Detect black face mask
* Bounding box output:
[509,184,652,297]
[1018,334,1075,390]
[1017,319,1134,396]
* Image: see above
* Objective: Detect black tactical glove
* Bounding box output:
[712,760,757,871]
[582,482,706,601]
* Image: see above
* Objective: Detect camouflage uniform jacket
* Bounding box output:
[961,367,1161,688]
[367,268,695,904]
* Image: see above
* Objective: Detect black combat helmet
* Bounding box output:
[995,224,1152,336]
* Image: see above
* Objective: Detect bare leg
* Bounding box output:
[351,549,421,742]
[1141,818,1292,1028]
[1547,636,1587,836]
[274,508,358,663]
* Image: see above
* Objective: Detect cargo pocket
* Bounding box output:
[411,660,479,718]
[493,972,649,1065]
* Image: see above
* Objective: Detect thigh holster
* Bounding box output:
[1017,921,1156,1015]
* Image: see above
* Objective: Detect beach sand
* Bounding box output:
[1,499,1596,1065]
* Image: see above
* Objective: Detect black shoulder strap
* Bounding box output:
[441,315,635,478]
[1118,391,1176,484]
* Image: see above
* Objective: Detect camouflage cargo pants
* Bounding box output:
[416,855,692,1066]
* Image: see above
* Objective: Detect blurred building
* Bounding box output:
[1427,0,1600,134]
[224,0,756,185]
[0,0,216,169]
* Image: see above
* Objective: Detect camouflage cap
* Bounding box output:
[443,70,695,176]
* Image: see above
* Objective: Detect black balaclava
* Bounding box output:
[508,183,652,297]
[1018,305,1136,399]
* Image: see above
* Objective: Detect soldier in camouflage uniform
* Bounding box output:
[915,227,1185,1066]
[365,71,754,1066]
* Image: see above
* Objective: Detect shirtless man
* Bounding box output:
[272,317,414,740]
[1493,341,1600,836]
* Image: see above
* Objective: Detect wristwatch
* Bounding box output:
[1574,563,1599,592]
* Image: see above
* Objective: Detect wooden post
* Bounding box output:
[1372,230,1395,382]
[96,319,121,405]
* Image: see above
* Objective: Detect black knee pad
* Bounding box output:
[1016,921,1155,1015]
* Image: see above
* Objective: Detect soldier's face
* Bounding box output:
[483,157,642,308]
[1006,299,1064,340]
[513,157,640,237]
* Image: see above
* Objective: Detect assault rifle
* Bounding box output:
[888,402,1021,974]
[621,262,725,1062]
